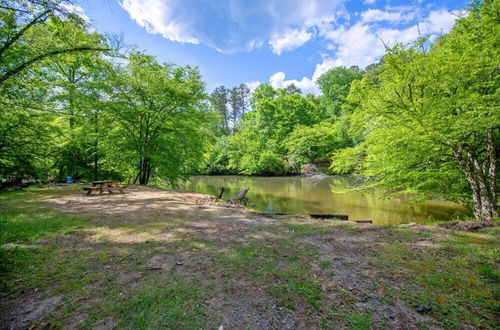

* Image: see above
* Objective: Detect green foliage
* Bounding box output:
[332,1,499,216]
[317,66,363,117]
[257,150,288,175]
[286,122,350,169]
[206,85,332,175]
[0,4,210,185]
[108,52,208,185]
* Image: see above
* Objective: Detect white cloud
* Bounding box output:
[420,9,457,34]
[269,72,319,95]
[361,9,415,24]
[269,29,313,55]
[121,0,344,54]
[319,8,458,68]
[60,3,90,23]
[245,81,262,93]
[264,7,459,96]
[363,0,377,4]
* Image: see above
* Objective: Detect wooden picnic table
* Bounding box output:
[92,180,120,187]
[83,181,128,195]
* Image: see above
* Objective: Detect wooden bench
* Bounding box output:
[227,188,249,205]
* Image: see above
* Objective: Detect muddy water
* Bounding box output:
[177,175,468,225]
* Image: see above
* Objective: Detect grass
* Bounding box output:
[379,227,500,329]
[0,189,89,294]
[113,275,210,329]
[1,186,498,329]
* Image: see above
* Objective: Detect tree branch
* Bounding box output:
[0,46,110,85]
[0,9,51,59]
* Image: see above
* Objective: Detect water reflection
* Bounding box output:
[175,175,468,225]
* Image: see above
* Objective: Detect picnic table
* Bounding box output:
[83,180,128,195]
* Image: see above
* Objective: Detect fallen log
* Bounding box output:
[353,220,373,223]
[249,211,293,216]
[249,211,349,220]
[309,213,348,220]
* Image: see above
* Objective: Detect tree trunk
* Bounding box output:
[93,112,99,181]
[452,128,498,220]
[139,157,151,185]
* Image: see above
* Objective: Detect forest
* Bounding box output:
[0,0,498,221]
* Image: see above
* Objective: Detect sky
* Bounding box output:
[74,0,470,94]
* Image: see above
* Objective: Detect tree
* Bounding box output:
[317,66,363,117]
[206,85,323,175]
[210,85,230,134]
[282,83,302,95]
[228,83,251,132]
[0,2,111,182]
[335,0,499,220]
[108,52,208,185]
[286,122,350,168]
[0,0,109,85]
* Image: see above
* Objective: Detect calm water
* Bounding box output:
[177,175,468,225]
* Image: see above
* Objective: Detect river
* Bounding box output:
[176,175,468,225]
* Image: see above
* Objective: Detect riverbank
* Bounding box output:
[1,185,498,329]
[175,175,468,225]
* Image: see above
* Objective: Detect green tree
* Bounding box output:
[0,0,108,85]
[317,66,363,117]
[108,52,208,185]
[334,0,499,220]
[286,122,350,169]
[210,85,230,134]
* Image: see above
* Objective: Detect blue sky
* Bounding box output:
[74,0,470,94]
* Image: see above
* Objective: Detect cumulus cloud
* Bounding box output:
[360,9,415,24]
[269,29,313,55]
[263,7,459,96]
[364,0,377,4]
[269,72,319,95]
[121,0,344,54]
[319,8,458,68]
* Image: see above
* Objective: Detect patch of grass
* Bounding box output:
[212,238,324,310]
[271,265,323,309]
[319,259,332,268]
[0,208,86,245]
[380,228,500,328]
[321,311,373,330]
[113,275,212,329]
[0,190,89,294]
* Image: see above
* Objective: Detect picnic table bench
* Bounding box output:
[83,180,128,195]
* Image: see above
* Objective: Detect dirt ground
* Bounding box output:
[0,186,496,329]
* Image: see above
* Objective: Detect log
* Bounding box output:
[353,220,373,223]
[309,213,348,220]
[249,211,292,216]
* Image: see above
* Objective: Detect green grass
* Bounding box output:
[212,238,324,310]
[0,190,89,294]
[380,227,500,329]
[113,275,211,329]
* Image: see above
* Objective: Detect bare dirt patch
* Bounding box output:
[439,220,496,232]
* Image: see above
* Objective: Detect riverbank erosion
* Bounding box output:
[1,186,498,329]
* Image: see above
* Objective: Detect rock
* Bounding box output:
[415,305,430,313]
[301,164,319,175]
